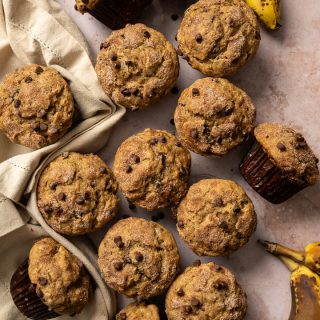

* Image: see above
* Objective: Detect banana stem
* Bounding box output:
[258,240,305,263]
[278,256,300,272]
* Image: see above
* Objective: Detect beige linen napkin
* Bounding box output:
[0,0,126,319]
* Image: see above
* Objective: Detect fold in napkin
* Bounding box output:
[0,0,125,319]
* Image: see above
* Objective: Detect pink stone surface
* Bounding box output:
[59,1,320,319]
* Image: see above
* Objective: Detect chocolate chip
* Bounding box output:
[175,141,182,147]
[119,312,127,320]
[215,197,224,207]
[176,48,183,56]
[160,153,166,164]
[126,165,133,173]
[100,42,109,50]
[183,305,192,314]
[39,123,47,131]
[49,182,57,190]
[128,202,136,210]
[124,257,132,264]
[114,236,124,249]
[75,196,85,205]
[25,76,32,83]
[149,138,158,145]
[177,288,185,296]
[35,66,44,74]
[171,14,179,21]
[143,31,151,38]
[132,89,141,97]
[58,192,66,201]
[192,88,200,96]
[135,251,143,262]
[44,206,52,213]
[223,106,234,116]
[114,262,123,271]
[276,143,286,152]
[233,207,241,214]
[177,221,184,229]
[125,60,133,66]
[211,264,223,272]
[191,297,201,307]
[155,180,162,188]
[295,141,307,149]
[38,277,47,286]
[121,88,131,97]
[171,86,179,94]
[217,136,223,144]
[131,154,140,163]
[114,62,121,69]
[214,280,228,289]
[296,135,305,142]
[218,221,228,231]
[111,54,117,61]
[159,136,167,143]
[31,122,40,131]
[190,129,198,139]
[99,167,107,174]
[195,33,203,43]
[192,259,201,267]
[14,99,21,108]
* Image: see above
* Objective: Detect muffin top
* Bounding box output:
[75,0,100,13]
[174,78,256,156]
[177,0,260,77]
[98,217,180,299]
[114,129,191,210]
[116,302,160,320]
[0,64,74,149]
[37,152,119,235]
[165,262,247,320]
[177,179,256,256]
[28,237,91,316]
[96,23,179,110]
[254,123,319,185]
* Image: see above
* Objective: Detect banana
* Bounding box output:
[260,240,320,274]
[245,0,281,30]
[260,240,320,320]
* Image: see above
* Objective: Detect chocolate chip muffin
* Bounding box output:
[240,123,319,204]
[174,78,256,156]
[165,262,247,320]
[37,152,119,235]
[0,64,74,149]
[113,129,191,211]
[177,179,256,256]
[176,0,260,77]
[96,24,179,110]
[98,217,180,299]
[116,302,160,320]
[74,0,151,30]
[10,237,91,319]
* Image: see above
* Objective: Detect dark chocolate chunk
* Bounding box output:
[191,297,201,307]
[119,313,127,320]
[114,62,121,69]
[58,192,66,201]
[131,154,140,163]
[25,76,33,83]
[213,280,228,289]
[111,54,118,61]
[192,88,200,96]
[149,138,158,145]
[276,143,286,152]
[39,123,47,131]
[31,122,40,131]
[75,196,85,205]
[195,33,203,43]
[215,197,224,207]
[44,205,52,213]
[121,88,131,97]
[49,182,57,190]
[14,99,21,108]
[184,305,192,314]
[135,251,144,262]
[35,66,44,74]
[38,277,48,286]
[126,165,133,173]
[114,262,123,271]
[99,167,107,174]
[177,221,185,229]
[177,288,185,296]
[160,136,167,143]
[143,31,151,38]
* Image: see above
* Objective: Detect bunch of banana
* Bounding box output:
[260,240,320,320]
[245,0,281,30]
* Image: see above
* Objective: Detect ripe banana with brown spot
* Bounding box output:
[245,0,281,30]
[260,240,320,320]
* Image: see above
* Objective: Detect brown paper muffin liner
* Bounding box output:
[240,141,307,204]
[10,259,59,320]
[87,0,152,30]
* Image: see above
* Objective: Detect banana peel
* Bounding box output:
[260,240,320,320]
[245,0,281,30]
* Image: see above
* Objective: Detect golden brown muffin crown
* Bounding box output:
[28,237,91,315]
[116,302,160,320]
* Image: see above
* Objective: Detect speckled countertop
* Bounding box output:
[58,1,320,319]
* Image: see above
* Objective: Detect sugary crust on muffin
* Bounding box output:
[113,129,191,210]
[254,123,319,185]
[0,64,74,149]
[98,217,180,298]
[177,0,260,77]
[37,152,119,235]
[165,262,247,320]
[28,237,91,315]
[177,179,257,256]
[174,77,256,156]
[96,23,179,110]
